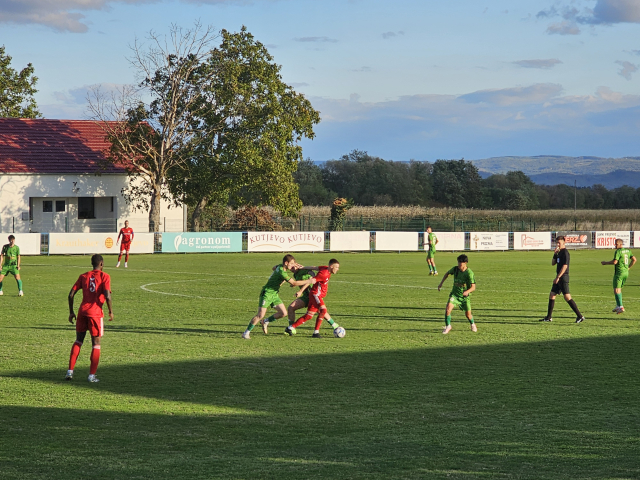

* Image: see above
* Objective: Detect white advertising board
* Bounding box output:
[513,232,552,250]
[596,231,631,249]
[247,231,324,252]
[432,232,465,251]
[330,231,370,251]
[49,233,154,254]
[470,232,509,251]
[375,232,419,251]
[0,233,41,255]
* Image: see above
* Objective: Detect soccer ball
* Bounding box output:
[333,326,346,338]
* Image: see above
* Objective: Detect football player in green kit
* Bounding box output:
[601,238,636,314]
[437,254,476,334]
[242,254,312,339]
[426,226,438,275]
[0,235,23,297]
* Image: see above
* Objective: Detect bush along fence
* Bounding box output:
[6,230,636,255]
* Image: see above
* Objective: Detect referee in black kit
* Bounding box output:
[540,235,586,323]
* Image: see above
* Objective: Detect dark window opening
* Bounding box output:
[43,200,52,213]
[56,200,66,212]
[110,197,114,212]
[78,197,95,219]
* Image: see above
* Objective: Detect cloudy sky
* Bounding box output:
[2,0,639,161]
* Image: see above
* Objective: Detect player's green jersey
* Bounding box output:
[294,269,314,300]
[447,266,475,298]
[428,232,437,250]
[1,244,20,266]
[262,265,292,292]
[614,248,633,276]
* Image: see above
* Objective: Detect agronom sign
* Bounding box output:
[162,233,242,253]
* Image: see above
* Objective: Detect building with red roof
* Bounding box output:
[0,118,185,233]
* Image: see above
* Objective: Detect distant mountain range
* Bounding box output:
[470,156,640,189]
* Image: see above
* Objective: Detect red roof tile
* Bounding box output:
[0,118,127,174]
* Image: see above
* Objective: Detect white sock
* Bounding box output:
[314,330,319,334]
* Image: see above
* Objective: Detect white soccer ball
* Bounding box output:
[333,326,346,338]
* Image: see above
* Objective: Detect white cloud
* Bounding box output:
[616,60,638,79]
[381,31,405,39]
[459,84,563,106]
[546,21,581,35]
[513,59,563,69]
[294,36,338,43]
[539,0,640,35]
[592,0,640,24]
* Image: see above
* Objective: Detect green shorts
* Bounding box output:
[613,273,628,289]
[448,294,471,312]
[0,265,19,277]
[259,289,283,309]
[298,295,309,307]
[427,248,436,259]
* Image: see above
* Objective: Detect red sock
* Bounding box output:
[118,253,123,262]
[314,314,325,331]
[89,345,101,374]
[291,313,313,329]
[69,341,82,370]
[125,253,129,263]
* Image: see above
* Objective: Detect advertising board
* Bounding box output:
[0,233,41,255]
[432,232,465,251]
[247,231,324,252]
[162,232,242,253]
[375,232,419,251]
[49,233,154,254]
[470,232,509,251]
[330,231,370,251]
[513,232,552,250]
[555,232,592,249]
[595,231,631,249]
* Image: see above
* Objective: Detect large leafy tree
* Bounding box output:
[431,159,483,208]
[0,46,40,118]
[170,27,320,230]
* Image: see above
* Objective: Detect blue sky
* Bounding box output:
[1,0,639,161]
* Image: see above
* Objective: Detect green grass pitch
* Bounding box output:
[1,250,640,479]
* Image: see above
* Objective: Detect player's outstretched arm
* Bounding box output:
[437,272,449,291]
[463,283,476,297]
[601,259,616,265]
[68,288,78,323]
[105,289,114,322]
[288,277,314,287]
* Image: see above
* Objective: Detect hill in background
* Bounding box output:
[471,156,640,188]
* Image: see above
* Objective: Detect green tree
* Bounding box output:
[172,27,320,230]
[294,159,336,206]
[0,46,40,118]
[431,159,482,208]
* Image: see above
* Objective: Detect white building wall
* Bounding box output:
[0,173,185,233]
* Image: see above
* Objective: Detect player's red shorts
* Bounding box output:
[306,294,327,314]
[120,242,131,253]
[76,313,104,337]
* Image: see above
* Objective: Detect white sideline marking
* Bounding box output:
[140,280,248,302]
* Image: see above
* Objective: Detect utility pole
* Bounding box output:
[574,179,577,211]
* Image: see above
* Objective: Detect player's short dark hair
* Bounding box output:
[8,235,15,241]
[556,236,565,242]
[616,238,624,244]
[426,225,432,230]
[91,254,103,268]
[283,254,295,264]
[457,254,468,263]
[329,258,339,266]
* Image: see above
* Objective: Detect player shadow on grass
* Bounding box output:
[4,334,640,478]
[4,324,235,336]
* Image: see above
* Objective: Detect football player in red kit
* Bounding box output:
[66,254,114,383]
[116,220,134,268]
[285,258,339,338]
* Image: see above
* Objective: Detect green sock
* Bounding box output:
[16,279,22,291]
[0,281,3,291]
[468,316,475,325]
[445,315,451,326]
[326,317,336,327]
[615,293,623,307]
[265,315,276,323]
[246,323,255,332]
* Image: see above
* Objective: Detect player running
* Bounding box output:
[288,265,341,332]
[116,220,134,268]
[242,255,313,339]
[0,235,23,296]
[601,238,636,314]
[285,258,340,338]
[426,226,438,275]
[438,254,477,334]
[66,254,114,383]
[540,236,585,323]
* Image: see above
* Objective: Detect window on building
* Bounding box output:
[56,200,66,212]
[43,200,53,213]
[110,197,114,212]
[78,197,95,219]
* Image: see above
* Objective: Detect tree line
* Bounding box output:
[294,150,640,210]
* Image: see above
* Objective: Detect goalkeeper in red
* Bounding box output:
[116,220,134,268]
[437,254,477,334]
[66,254,113,383]
[285,258,340,338]
[601,238,636,314]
